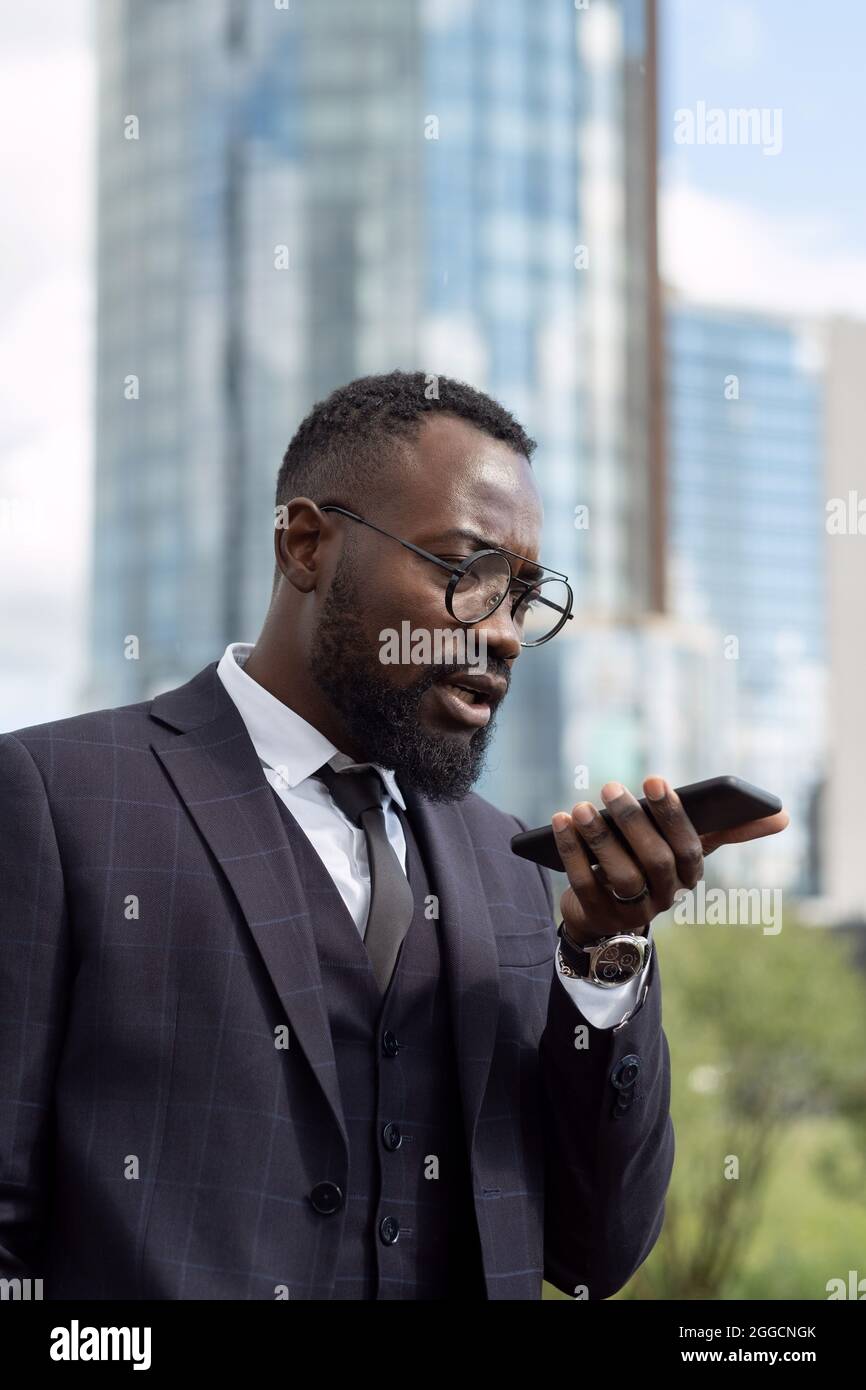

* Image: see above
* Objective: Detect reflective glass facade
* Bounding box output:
[666,300,826,892]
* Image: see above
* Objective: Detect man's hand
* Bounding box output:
[551,775,790,947]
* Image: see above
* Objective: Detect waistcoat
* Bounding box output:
[272,790,487,1300]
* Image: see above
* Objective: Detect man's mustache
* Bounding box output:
[417,658,511,702]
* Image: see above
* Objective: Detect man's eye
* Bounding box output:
[439,555,471,565]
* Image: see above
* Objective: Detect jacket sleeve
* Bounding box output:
[0,733,71,1278]
[530,838,675,1300]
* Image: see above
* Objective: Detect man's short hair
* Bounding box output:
[274,369,536,515]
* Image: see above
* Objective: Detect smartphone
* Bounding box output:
[510,775,783,872]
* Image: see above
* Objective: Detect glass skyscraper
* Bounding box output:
[665,297,826,892]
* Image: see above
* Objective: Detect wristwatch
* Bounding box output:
[557,920,652,988]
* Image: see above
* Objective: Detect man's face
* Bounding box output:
[308,414,544,801]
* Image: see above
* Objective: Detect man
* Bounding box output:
[0,371,787,1300]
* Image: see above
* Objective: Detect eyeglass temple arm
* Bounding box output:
[319,505,477,578]
[320,505,573,603]
[319,505,425,554]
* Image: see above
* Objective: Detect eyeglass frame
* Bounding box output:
[318,503,574,646]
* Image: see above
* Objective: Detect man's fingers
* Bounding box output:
[638,776,704,889]
[552,808,641,903]
[701,808,790,856]
[562,799,649,900]
[551,810,645,941]
[597,780,681,900]
[551,811,596,892]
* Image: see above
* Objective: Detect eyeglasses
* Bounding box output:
[319,504,573,646]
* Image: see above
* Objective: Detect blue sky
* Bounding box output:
[659,0,866,313]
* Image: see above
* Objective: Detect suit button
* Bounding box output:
[382,1030,400,1057]
[379,1216,400,1245]
[310,1182,343,1215]
[382,1122,403,1151]
[611,1054,641,1090]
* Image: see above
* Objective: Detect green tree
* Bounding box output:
[621,912,866,1300]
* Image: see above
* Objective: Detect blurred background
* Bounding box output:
[2,0,864,1298]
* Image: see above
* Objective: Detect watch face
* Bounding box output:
[590,936,645,986]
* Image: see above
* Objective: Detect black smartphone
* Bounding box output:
[510,775,783,872]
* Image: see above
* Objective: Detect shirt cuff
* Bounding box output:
[554,950,647,1029]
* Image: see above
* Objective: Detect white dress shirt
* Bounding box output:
[216,642,648,1030]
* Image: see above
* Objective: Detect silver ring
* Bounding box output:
[610,881,650,904]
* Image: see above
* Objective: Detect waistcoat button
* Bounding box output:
[379,1216,400,1245]
[382,1122,403,1151]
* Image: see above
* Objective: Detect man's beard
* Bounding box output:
[309,555,506,802]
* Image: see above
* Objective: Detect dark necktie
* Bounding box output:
[314,761,415,994]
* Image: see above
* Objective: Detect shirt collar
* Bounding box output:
[215,642,406,810]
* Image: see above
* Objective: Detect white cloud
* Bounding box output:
[0,273,93,730]
[0,12,94,730]
[0,51,93,316]
[659,181,866,319]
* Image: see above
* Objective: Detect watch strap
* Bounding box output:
[557,921,590,976]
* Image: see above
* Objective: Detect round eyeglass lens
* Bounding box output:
[513,578,571,644]
[450,552,513,622]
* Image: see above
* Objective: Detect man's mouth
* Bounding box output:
[428,672,507,729]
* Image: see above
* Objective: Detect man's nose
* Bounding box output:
[473,600,522,662]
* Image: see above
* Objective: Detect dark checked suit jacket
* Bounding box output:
[0,660,674,1300]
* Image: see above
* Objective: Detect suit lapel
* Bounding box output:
[149,662,348,1151]
[402,787,501,1162]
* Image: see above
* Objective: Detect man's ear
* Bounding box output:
[274,497,329,595]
